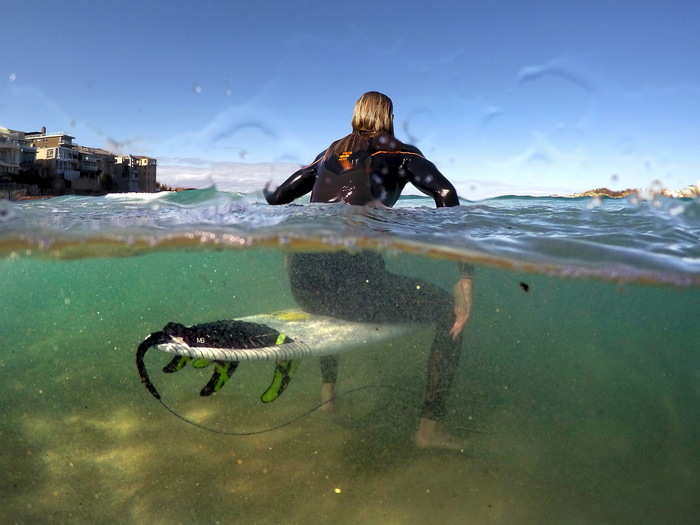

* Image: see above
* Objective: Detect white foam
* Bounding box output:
[104,192,169,201]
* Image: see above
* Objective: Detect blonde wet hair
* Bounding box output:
[351,91,394,136]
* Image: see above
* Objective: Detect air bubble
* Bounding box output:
[424,175,433,183]
[9,73,16,82]
[192,83,203,94]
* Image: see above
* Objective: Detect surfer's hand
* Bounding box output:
[450,277,472,340]
[262,182,277,204]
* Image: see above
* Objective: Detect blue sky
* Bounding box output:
[2,0,699,198]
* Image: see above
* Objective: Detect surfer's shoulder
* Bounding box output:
[369,138,425,158]
[398,142,424,156]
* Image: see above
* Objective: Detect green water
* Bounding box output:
[1,248,698,524]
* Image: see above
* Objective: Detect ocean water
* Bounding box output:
[1,189,699,524]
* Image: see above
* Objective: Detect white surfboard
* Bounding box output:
[154,309,427,362]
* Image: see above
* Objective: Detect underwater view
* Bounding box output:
[1,190,699,524]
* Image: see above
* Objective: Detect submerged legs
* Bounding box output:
[288,251,470,449]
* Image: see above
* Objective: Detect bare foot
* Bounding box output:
[414,417,466,452]
[320,382,336,412]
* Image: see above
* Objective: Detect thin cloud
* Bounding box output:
[517,58,595,93]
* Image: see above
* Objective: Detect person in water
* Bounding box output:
[264,91,473,450]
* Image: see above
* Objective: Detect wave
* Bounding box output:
[2,188,699,286]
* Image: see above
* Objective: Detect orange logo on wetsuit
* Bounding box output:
[338,151,353,171]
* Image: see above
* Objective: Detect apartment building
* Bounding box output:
[28,130,81,191]
[0,127,36,180]
[0,129,21,180]
[114,154,140,192]
[134,156,157,193]
[77,146,117,191]
[2,125,158,196]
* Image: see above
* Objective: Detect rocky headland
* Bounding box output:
[570,184,700,199]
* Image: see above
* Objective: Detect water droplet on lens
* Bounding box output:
[650,179,664,194]
[0,201,15,221]
[225,88,232,96]
[192,83,203,94]
[586,196,602,209]
[610,173,619,183]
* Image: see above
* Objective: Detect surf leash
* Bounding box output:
[136,322,485,437]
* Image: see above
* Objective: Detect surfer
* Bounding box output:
[264,91,473,450]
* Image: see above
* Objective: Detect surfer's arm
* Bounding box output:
[404,155,460,207]
[264,151,325,205]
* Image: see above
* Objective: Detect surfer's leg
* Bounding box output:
[421,302,463,421]
[370,274,467,450]
[320,355,338,383]
[287,253,359,409]
[319,356,338,411]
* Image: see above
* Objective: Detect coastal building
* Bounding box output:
[31,131,80,193]
[77,146,118,191]
[0,128,22,180]
[1,125,159,197]
[0,128,38,198]
[134,156,157,192]
[114,154,140,192]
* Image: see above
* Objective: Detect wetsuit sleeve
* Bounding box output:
[402,148,468,276]
[264,151,325,205]
[404,156,460,208]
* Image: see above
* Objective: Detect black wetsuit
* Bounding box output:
[265,133,470,420]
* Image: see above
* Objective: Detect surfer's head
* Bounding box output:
[352,91,394,136]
